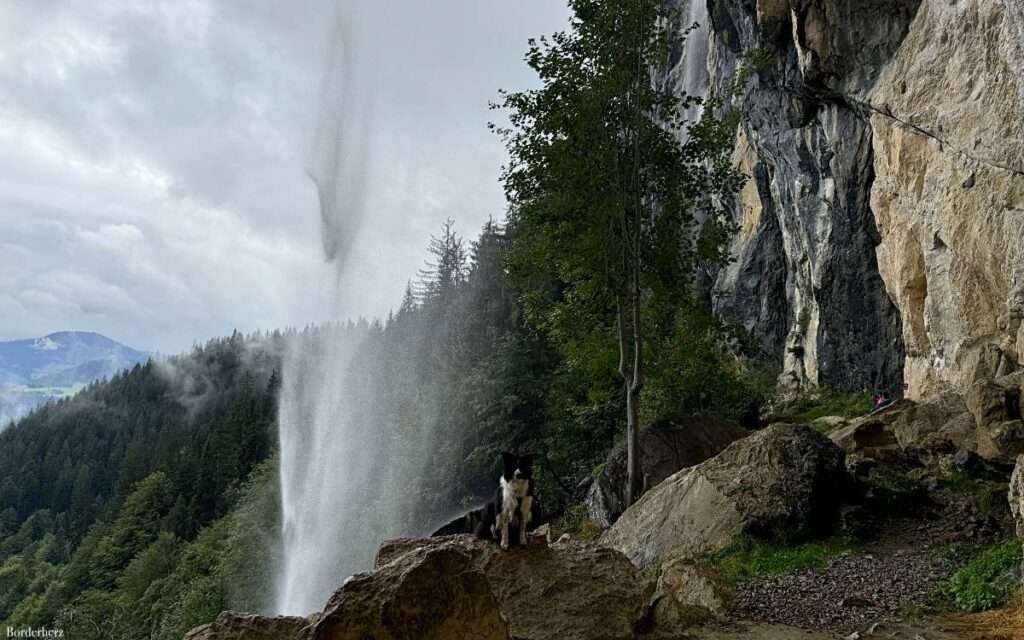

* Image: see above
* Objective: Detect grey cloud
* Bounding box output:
[0,1,569,352]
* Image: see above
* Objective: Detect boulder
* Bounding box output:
[314,539,508,640]
[183,613,312,640]
[586,416,748,528]
[829,415,900,459]
[970,372,1024,457]
[602,424,847,569]
[1010,455,1024,539]
[941,448,1014,482]
[889,394,974,452]
[325,535,650,640]
[656,557,730,615]
[980,421,1024,459]
[827,393,984,462]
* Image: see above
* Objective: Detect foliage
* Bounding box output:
[641,308,771,426]
[705,536,853,587]
[939,475,1009,518]
[553,505,602,542]
[495,0,747,503]
[945,541,1023,612]
[0,334,282,632]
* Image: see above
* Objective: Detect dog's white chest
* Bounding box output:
[502,477,529,500]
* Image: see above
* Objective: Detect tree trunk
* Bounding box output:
[625,210,644,506]
[625,378,642,506]
[625,0,646,508]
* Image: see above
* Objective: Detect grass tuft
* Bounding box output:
[704,536,853,587]
[554,504,602,541]
[767,387,874,424]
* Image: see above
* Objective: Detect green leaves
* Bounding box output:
[495,0,749,436]
[945,541,1023,612]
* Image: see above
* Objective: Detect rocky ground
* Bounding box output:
[731,504,1009,635]
[733,545,946,633]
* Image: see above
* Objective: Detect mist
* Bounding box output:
[273,1,517,614]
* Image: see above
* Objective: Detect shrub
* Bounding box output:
[945,541,1023,612]
[554,505,601,542]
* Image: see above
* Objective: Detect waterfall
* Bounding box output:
[679,0,709,124]
[275,326,375,615]
[273,7,385,616]
[658,0,710,131]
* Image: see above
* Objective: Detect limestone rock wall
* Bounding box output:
[869,0,1024,399]
[670,0,1024,398]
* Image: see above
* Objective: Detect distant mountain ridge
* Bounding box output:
[0,331,149,427]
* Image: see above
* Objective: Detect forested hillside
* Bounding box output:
[0,332,284,637]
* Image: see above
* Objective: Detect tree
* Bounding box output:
[495,0,745,505]
[416,218,468,303]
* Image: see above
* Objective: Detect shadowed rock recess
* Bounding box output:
[586,416,749,528]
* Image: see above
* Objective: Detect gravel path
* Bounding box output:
[731,548,950,635]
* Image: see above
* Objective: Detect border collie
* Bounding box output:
[490,452,535,550]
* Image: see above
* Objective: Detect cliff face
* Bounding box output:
[671,0,1024,398]
[870,0,1024,399]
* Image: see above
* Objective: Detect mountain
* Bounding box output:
[0,331,149,427]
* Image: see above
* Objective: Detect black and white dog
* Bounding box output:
[487,452,538,550]
[430,452,542,548]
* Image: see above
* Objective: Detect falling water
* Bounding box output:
[660,0,710,131]
[273,7,397,616]
[679,0,709,124]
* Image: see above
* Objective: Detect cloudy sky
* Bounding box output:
[0,0,569,353]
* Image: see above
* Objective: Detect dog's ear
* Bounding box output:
[500,451,515,470]
[519,454,534,470]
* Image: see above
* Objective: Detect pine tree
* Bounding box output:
[416,218,468,303]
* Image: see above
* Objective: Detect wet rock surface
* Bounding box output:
[661,0,1024,400]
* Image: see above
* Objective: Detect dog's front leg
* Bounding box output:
[499,510,510,550]
[519,496,532,546]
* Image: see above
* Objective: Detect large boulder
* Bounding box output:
[970,372,1024,457]
[602,424,847,569]
[313,538,508,640]
[827,393,985,462]
[586,416,749,528]
[183,613,313,640]
[304,535,651,640]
